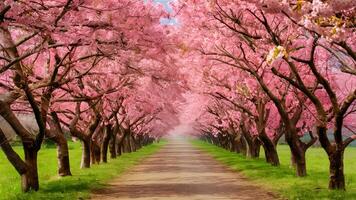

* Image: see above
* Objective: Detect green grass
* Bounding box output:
[192,140,356,200]
[0,141,166,200]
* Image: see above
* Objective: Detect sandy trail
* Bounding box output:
[91,136,278,200]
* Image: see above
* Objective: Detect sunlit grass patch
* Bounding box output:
[0,141,166,200]
[192,140,356,200]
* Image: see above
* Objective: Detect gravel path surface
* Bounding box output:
[91,137,278,200]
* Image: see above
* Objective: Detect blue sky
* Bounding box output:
[154,0,177,25]
[155,0,173,12]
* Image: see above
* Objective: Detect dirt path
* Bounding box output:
[91,136,278,200]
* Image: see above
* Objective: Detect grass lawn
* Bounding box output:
[0,141,166,200]
[192,140,356,200]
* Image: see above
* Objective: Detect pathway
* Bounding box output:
[91,136,278,200]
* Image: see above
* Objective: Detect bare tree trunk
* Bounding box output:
[289,138,317,177]
[264,147,279,166]
[120,144,124,155]
[287,141,307,176]
[94,145,101,163]
[48,112,72,176]
[109,131,117,159]
[0,129,27,181]
[56,137,72,176]
[1,129,39,192]
[316,126,347,190]
[90,141,101,165]
[244,133,260,158]
[124,136,132,153]
[227,134,235,152]
[116,132,125,155]
[240,121,260,158]
[141,135,148,146]
[117,143,122,156]
[286,130,317,177]
[130,135,137,152]
[101,138,110,163]
[81,140,90,168]
[136,135,143,149]
[101,125,112,163]
[292,149,307,177]
[204,134,213,144]
[235,134,247,156]
[328,149,345,190]
[259,134,279,166]
[249,141,261,158]
[22,146,39,192]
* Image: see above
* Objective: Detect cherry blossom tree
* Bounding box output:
[173,0,355,189]
[0,0,180,192]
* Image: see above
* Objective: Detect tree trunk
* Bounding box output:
[48,135,71,176]
[293,150,307,177]
[247,139,260,158]
[228,136,235,152]
[211,134,219,145]
[116,134,123,156]
[264,147,280,166]
[235,135,247,156]
[56,137,72,176]
[216,134,222,147]
[95,145,101,163]
[290,151,297,168]
[120,144,125,154]
[48,112,72,176]
[90,141,101,165]
[117,143,122,156]
[101,138,110,163]
[0,129,27,175]
[124,136,132,153]
[101,126,111,163]
[81,140,90,168]
[136,136,143,149]
[206,135,213,144]
[232,138,238,153]
[328,149,345,190]
[288,142,308,177]
[285,129,317,177]
[109,132,117,159]
[315,126,346,190]
[130,135,137,152]
[260,135,280,166]
[240,123,260,158]
[22,146,39,192]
